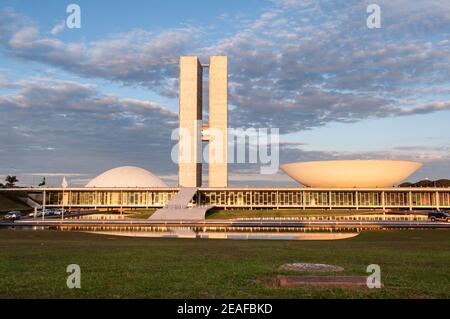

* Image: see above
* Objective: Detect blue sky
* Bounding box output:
[1,0,450,186]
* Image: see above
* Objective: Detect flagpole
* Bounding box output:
[62,176,68,220]
[42,189,45,221]
[62,189,64,220]
[39,177,46,221]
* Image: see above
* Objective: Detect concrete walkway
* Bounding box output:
[149,187,212,220]
[18,196,41,209]
[162,187,198,209]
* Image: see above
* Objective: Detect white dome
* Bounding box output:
[86,166,168,188]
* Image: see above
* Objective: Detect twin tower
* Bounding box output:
[178,56,228,188]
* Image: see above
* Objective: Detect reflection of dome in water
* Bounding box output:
[281,160,422,188]
[85,166,168,188]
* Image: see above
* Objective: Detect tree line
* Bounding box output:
[0,176,19,188]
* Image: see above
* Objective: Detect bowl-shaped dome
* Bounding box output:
[280,160,422,188]
[86,166,168,188]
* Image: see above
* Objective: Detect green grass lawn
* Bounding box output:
[205,209,384,219]
[123,208,385,220]
[124,209,156,219]
[0,229,449,298]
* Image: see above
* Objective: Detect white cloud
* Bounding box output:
[1,2,450,184]
[9,26,37,48]
[50,20,65,35]
[2,3,450,132]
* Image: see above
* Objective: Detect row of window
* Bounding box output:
[45,190,450,207]
[47,191,177,206]
[199,191,448,207]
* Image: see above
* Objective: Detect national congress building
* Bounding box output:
[5,56,450,216]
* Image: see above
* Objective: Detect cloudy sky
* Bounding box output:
[1,0,449,187]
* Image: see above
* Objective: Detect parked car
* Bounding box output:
[52,209,65,216]
[46,209,56,216]
[428,211,450,222]
[28,211,42,218]
[42,209,53,217]
[28,209,53,218]
[4,211,22,220]
[28,211,41,218]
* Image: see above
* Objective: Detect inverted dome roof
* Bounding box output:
[86,166,168,188]
[281,160,422,188]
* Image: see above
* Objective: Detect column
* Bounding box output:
[179,56,203,187]
[208,56,228,187]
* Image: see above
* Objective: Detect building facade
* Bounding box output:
[19,187,450,211]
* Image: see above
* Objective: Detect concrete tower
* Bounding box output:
[178,56,203,187]
[178,56,228,187]
[208,56,228,187]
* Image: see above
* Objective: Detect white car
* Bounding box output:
[4,211,22,220]
[28,211,42,218]
[28,209,52,218]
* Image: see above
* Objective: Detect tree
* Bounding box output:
[5,175,18,188]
